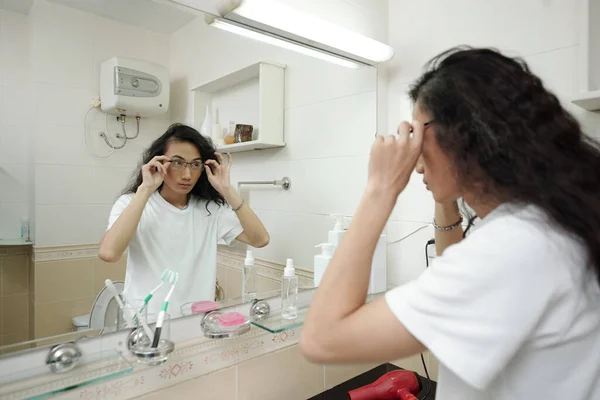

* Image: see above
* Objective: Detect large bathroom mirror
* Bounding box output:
[0,0,377,356]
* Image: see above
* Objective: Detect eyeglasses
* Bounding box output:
[374,119,435,138]
[170,159,204,172]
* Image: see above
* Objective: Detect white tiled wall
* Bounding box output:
[169,1,386,269]
[385,0,600,286]
[27,0,172,246]
[0,9,31,241]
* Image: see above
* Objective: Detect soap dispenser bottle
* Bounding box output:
[281,258,298,320]
[242,250,256,302]
[329,214,345,248]
[314,243,334,287]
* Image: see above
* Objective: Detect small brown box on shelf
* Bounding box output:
[234,124,254,143]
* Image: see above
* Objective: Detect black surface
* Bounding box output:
[308,363,437,400]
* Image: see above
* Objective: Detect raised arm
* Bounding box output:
[205,152,270,248]
[99,156,170,262]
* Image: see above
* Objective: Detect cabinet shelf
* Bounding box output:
[191,61,286,153]
[572,0,600,110]
[216,139,286,153]
[572,90,600,111]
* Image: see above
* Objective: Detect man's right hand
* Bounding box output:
[140,156,171,192]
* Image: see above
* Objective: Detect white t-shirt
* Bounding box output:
[386,203,600,399]
[107,191,243,318]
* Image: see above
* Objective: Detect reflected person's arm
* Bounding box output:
[301,122,427,364]
[205,152,270,248]
[99,187,152,262]
[99,155,170,262]
[223,186,270,248]
[434,201,464,256]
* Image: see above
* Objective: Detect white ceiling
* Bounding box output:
[38,0,198,34]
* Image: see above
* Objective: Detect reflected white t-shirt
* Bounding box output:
[107,191,243,318]
[386,203,600,399]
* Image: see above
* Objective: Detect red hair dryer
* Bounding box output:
[348,370,422,400]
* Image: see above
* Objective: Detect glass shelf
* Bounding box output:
[0,349,133,400]
[251,292,382,334]
[0,238,33,247]
[251,307,309,333]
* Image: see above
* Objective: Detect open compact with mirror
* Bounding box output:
[0,0,424,399]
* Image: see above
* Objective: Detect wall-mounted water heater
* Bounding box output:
[100,57,169,117]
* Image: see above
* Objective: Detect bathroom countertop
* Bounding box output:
[308,363,437,400]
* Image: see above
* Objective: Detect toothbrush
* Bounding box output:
[140,270,176,314]
[121,291,154,341]
[151,272,179,348]
[105,279,153,340]
[105,279,136,327]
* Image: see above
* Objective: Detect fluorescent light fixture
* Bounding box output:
[206,16,361,69]
[216,0,394,66]
[168,0,394,67]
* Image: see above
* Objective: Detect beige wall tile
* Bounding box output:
[29,254,35,339]
[2,294,28,335]
[325,363,379,389]
[1,255,29,296]
[1,330,32,355]
[93,257,126,295]
[35,259,94,304]
[238,345,324,400]
[138,367,236,400]
[225,267,242,300]
[216,265,226,287]
[34,297,94,339]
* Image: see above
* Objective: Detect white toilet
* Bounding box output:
[72,281,125,332]
[72,314,91,331]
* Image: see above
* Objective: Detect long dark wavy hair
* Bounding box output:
[122,123,226,211]
[409,46,600,285]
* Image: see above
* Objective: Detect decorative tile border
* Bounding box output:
[32,244,101,263]
[217,248,314,287]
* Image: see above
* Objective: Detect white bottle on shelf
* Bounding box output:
[328,214,345,248]
[281,258,298,320]
[314,243,334,287]
[200,105,211,137]
[20,217,30,241]
[242,250,257,301]
[212,107,222,145]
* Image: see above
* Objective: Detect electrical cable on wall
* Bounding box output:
[420,237,436,400]
[84,103,115,159]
